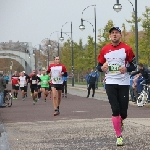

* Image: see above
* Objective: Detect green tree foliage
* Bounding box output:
[73,39,85,73]
[97,20,114,50]
[60,40,72,72]
[140,7,150,65]
[126,12,142,61]
[121,23,128,43]
[84,36,95,69]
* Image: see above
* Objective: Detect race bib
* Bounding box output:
[108,64,121,74]
[20,84,24,87]
[32,80,36,84]
[53,77,61,83]
[42,80,47,84]
[15,84,19,86]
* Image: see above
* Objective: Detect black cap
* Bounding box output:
[109,27,121,33]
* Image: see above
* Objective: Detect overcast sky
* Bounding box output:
[0,0,149,47]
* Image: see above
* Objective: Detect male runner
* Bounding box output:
[97,27,136,146]
[37,70,42,100]
[30,70,41,105]
[11,71,19,99]
[47,56,67,116]
[18,71,28,101]
[40,69,50,102]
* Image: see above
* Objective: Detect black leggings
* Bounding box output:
[105,84,129,120]
[87,84,95,96]
[62,81,67,94]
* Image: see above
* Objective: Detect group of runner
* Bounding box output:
[11,56,67,116]
[10,26,137,146]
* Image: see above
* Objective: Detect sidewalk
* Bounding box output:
[68,84,106,93]
[68,84,150,107]
[0,116,10,150]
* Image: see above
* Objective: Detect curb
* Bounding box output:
[68,86,106,94]
[0,116,11,150]
[68,86,150,109]
[129,101,150,108]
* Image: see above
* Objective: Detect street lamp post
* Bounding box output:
[59,22,74,87]
[113,0,138,66]
[79,5,97,68]
[33,44,42,70]
[50,31,60,56]
[47,39,51,68]
[33,51,36,69]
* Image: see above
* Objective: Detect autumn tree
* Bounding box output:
[60,40,72,73]
[97,20,114,50]
[126,12,142,62]
[140,7,150,66]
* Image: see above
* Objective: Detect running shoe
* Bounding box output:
[13,97,16,100]
[22,98,25,101]
[54,110,60,116]
[116,136,123,146]
[15,97,18,100]
[33,100,36,105]
[35,98,38,102]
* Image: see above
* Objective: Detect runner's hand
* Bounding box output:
[101,62,108,72]
[119,66,127,74]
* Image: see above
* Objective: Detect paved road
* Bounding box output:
[0,84,150,150]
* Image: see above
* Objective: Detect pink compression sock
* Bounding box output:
[112,116,122,137]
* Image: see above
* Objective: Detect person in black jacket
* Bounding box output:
[131,63,149,94]
[29,70,41,105]
[0,72,6,107]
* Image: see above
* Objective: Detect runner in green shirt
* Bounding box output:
[40,69,50,102]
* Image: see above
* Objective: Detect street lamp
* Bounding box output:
[113,0,138,66]
[50,31,60,56]
[113,0,122,12]
[79,5,97,68]
[59,21,74,87]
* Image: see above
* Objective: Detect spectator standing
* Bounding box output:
[86,69,98,98]
[0,72,6,107]
[62,72,68,98]
[3,74,9,85]
[95,71,100,89]
[131,63,149,94]
[85,73,89,87]
[129,73,135,102]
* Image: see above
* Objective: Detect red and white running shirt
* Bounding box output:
[11,75,19,85]
[98,42,135,85]
[47,63,67,84]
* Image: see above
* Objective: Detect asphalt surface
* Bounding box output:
[0,84,150,150]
